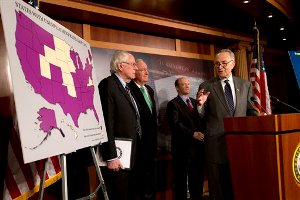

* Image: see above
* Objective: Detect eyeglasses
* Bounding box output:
[214,60,233,68]
[137,69,148,72]
[121,62,137,67]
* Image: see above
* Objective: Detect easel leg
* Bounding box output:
[38,158,48,200]
[61,154,68,200]
[90,147,109,200]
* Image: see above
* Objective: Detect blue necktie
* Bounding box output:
[224,80,234,115]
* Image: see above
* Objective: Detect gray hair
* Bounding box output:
[216,49,235,60]
[110,51,131,73]
[136,58,144,63]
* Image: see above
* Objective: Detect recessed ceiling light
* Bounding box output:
[279,26,285,31]
[267,13,273,18]
[282,37,287,41]
[242,0,251,3]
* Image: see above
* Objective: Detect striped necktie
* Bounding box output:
[224,80,234,115]
[140,86,153,113]
[186,98,193,112]
[125,85,142,138]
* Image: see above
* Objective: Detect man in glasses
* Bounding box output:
[128,59,157,200]
[98,50,141,200]
[196,49,258,200]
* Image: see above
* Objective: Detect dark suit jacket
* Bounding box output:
[128,81,157,161]
[166,96,204,159]
[199,76,258,163]
[98,74,139,166]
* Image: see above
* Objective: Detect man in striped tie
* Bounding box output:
[98,51,141,200]
[197,49,259,200]
[128,59,158,200]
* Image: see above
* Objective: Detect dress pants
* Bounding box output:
[206,162,234,200]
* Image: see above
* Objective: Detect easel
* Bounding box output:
[38,145,109,200]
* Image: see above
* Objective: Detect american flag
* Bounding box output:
[3,124,61,200]
[249,23,272,115]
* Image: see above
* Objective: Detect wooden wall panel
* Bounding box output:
[85,25,215,60]
[180,40,212,55]
[90,26,176,51]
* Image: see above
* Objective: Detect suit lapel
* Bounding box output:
[233,77,241,116]
[176,96,193,116]
[112,74,136,109]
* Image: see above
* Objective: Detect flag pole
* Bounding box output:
[253,21,260,71]
[251,20,272,114]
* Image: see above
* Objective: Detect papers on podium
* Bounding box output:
[96,138,132,169]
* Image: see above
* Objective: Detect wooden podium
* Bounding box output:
[224,113,300,200]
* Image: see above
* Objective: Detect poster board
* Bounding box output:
[0,0,107,163]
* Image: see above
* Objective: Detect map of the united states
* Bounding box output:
[15,10,99,136]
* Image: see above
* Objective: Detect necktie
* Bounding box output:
[125,85,142,138]
[224,80,234,115]
[140,86,153,113]
[186,98,193,112]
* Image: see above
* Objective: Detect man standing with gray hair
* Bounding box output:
[197,49,258,200]
[98,50,142,200]
[128,59,157,200]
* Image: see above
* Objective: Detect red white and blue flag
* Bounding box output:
[249,23,272,115]
[3,124,61,200]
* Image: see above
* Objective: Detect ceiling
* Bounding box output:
[79,0,300,49]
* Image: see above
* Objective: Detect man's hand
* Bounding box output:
[193,131,204,141]
[107,159,124,171]
[197,89,210,106]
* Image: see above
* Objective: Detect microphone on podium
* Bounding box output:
[250,97,268,115]
[270,96,300,113]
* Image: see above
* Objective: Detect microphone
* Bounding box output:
[270,96,300,113]
[250,97,267,114]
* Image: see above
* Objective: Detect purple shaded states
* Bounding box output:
[15,11,54,55]
[27,47,41,80]
[16,41,42,94]
[37,108,57,133]
[32,22,55,55]
[15,11,99,128]
[81,86,99,121]
[40,76,55,104]
[50,64,63,83]
[15,10,32,30]
[60,92,83,127]
[69,50,99,123]
[52,81,65,103]
[15,19,33,49]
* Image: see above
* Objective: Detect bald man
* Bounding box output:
[167,77,205,200]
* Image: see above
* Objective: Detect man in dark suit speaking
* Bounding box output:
[128,59,158,200]
[197,49,259,200]
[98,50,141,200]
[167,77,205,200]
